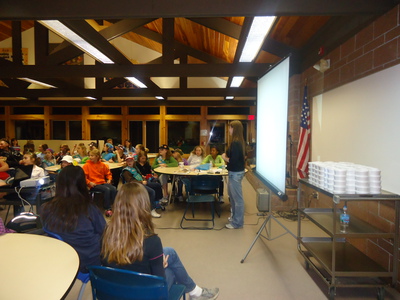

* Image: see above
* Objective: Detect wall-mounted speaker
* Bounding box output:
[256,188,270,212]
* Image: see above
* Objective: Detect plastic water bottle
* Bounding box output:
[340,205,350,233]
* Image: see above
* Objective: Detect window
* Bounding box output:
[0,121,5,138]
[208,121,226,152]
[70,121,82,139]
[52,121,66,139]
[90,121,121,144]
[15,121,44,139]
[167,107,201,115]
[52,107,82,115]
[145,121,160,153]
[168,121,199,154]
[89,107,121,115]
[129,121,143,146]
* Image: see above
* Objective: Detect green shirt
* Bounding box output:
[201,155,225,167]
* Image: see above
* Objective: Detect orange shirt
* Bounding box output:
[82,160,112,186]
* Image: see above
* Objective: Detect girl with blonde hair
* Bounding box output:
[101,183,219,300]
[187,145,205,167]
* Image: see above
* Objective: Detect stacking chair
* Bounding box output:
[87,265,186,300]
[43,228,90,300]
[180,175,220,229]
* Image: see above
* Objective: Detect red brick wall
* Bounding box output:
[288,4,400,289]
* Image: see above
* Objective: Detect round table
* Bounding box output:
[154,166,228,203]
[45,161,125,172]
[0,233,79,300]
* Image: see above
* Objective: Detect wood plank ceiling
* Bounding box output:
[0,0,398,106]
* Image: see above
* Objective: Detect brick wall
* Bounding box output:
[287,4,400,289]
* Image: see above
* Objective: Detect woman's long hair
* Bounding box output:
[191,145,206,158]
[229,120,246,157]
[102,183,155,265]
[41,166,91,232]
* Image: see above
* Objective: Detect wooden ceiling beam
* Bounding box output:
[0,87,257,98]
[226,17,254,87]
[101,18,157,40]
[133,26,227,64]
[0,99,255,107]
[61,20,131,65]
[1,0,398,19]
[0,63,271,78]
[187,18,241,39]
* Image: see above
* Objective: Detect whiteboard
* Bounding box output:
[311,63,400,194]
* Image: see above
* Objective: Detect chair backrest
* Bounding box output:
[43,227,64,241]
[88,265,170,300]
[190,175,220,194]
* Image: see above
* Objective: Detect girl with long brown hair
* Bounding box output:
[101,183,219,300]
[222,120,246,229]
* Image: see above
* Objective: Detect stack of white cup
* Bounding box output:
[307,161,381,194]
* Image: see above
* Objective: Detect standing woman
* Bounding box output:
[222,120,246,229]
[41,166,106,273]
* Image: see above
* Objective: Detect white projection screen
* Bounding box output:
[311,63,400,195]
[255,56,290,200]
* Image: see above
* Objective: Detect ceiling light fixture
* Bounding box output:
[155,96,165,100]
[225,96,234,100]
[239,16,276,63]
[39,20,147,89]
[39,20,114,64]
[126,77,148,89]
[230,16,276,88]
[230,76,245,88]
[18,78,56,88]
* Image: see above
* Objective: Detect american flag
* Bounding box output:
[296,85,310,179]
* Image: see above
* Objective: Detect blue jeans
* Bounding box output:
[228,171,245,228]
[164,247,196,293]
[91,183,117,209]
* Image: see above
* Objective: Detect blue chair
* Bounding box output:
[180,175,220,229]
[87,265,186,300]
[43,228,90,300]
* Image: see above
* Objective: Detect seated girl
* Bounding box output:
[73,143,89,164]
[101,143,116,163]
[42,166,106,273]
[83,149,117,217]
[21,152,45,179]
[151,144,178,203]
[121,155,163,218]
[201,146,225,202]
[187,145,206,168]
[101,183,219,300]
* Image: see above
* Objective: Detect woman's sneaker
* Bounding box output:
[160,197,169,206]
[191,287,219,300]
[151,209,161,218]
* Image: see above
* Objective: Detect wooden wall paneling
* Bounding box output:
[44,106,50,139]
[121,106,128,143]
[81,106,90,140]
[200,106,208,148]
[5,106,13,139]
[159,106,166,145]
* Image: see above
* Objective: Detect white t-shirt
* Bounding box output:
[31,165,45,179]
[187,154,203,167]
